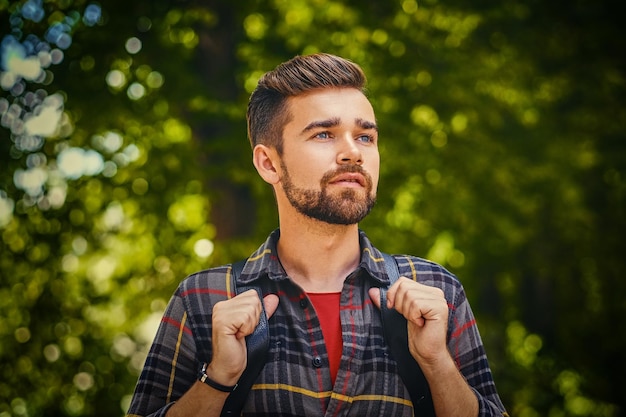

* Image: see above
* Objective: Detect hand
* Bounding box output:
[369,277,449,365]
[208,291,279,385]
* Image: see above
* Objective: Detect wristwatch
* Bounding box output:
[198,362,238,392]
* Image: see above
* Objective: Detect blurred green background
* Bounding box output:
[1,0,624,416]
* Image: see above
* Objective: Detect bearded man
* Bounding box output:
[127,53,507,417]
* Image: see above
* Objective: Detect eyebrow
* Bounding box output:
[356,118,378,131]
[301,117,378,134]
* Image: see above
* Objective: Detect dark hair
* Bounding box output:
[246,53,367,153]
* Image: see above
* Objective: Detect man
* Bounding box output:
[127,53,507,416]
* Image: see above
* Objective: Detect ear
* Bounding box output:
[252,144,281,185]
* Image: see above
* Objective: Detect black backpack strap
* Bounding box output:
[380,253,436,417]
[220,259,269,417]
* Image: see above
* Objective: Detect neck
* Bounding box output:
[276,214,361,293]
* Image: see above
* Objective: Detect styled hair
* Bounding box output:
[246,53,367,153]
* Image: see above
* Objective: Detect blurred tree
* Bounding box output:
[0,0,624,416]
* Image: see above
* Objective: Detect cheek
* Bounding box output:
[282,158,324,185]
[285,148,333,181]
[367,155,381,186]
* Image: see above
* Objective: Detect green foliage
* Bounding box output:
[1,0,624,416]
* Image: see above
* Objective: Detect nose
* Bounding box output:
[337,135,363,165]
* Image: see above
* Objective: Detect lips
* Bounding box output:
[329,173,366,187]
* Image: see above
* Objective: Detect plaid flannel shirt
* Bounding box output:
[127,229,507,416]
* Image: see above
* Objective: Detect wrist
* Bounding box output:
[198,363,238,392]
[417,350,457,375]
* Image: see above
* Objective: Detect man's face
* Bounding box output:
[278,87,380,225]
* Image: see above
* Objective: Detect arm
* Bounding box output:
[164,381,230,417]
[385,277,478,417]
[126,287,278,417]
[165,290,279,417]
[417,346,479,417]
[370,277,507,417]
[447,286,508,416]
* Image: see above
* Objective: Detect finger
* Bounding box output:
[404,295,448,328]
[385,276,413,309]
[235,293,264,338]
[263,294,280,318]
[390,278,445,306]
[214,291,263,338]
[368,287,382,310]
[390,280,446,325]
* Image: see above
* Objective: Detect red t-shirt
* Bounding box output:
[308,292,342,384]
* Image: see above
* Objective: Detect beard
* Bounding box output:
[280,162,377,225]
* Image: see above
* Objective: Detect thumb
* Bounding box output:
[368,287,382,310]
[263,294,280,319]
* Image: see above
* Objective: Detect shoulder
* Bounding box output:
[174,264,235,301]
[165,265,237,331]
[392,254,465,302]
[392,255,458,283]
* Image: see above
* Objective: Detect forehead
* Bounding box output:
[285,88,376,130]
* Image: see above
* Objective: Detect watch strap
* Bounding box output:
[198,363,238,393]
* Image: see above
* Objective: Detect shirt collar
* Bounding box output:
[237,228,391,286]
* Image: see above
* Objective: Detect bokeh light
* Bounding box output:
[0,1,103,221]
[57,147,104,179]
[125,37,142,54]
[194,238,215,258]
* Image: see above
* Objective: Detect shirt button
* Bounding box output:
[312,356,322,368]
[299,298,308,308]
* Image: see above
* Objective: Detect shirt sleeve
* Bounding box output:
[126,290,199,417]
[448,286,508,416]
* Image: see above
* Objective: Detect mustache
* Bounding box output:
[320,165,373,188]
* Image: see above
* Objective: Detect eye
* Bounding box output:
[314,131,332,140]
[356,134,376,144]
